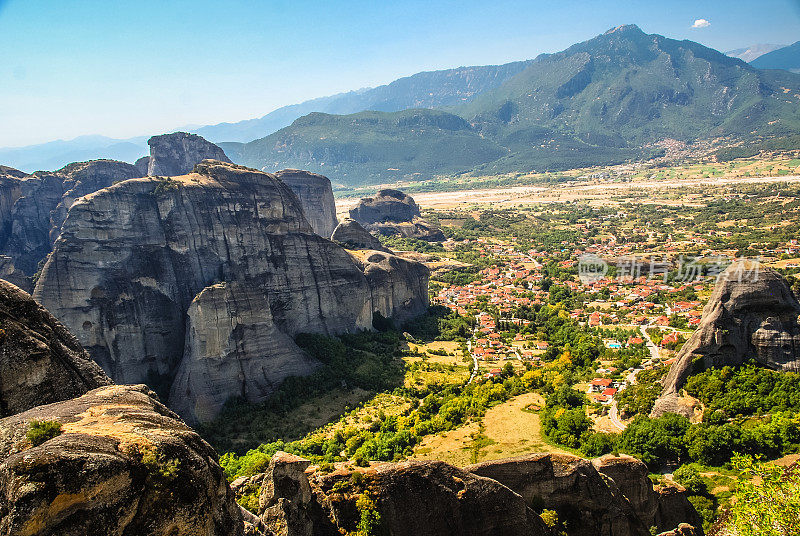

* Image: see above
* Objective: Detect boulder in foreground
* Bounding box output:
[0,384,244,536]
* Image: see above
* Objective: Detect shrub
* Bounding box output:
[712,455,800,536]
[356,493,381,536]
[26,420,62,446]
[673,464,707,495]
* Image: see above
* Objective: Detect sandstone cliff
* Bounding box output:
[34,160,428,423]
[349,189,445,241]
[1,159,140,277]
[232,451,703,536]
[0,279,110,417]
[0,384,244,536]
[240,452,551,536]
[274,169,338,238]
[652,260,800,417]
[147,132,232,176]
[0,174,23,247]
[592,455,702,533]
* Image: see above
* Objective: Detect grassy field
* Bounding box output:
[410,392,569,466]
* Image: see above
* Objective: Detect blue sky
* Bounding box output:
[1,0,798,147]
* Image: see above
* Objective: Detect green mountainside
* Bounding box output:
[461,25,800,143]
[227,109,506,185]
[231,25,800,185]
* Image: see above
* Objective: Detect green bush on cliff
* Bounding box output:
[356,492,381,536]
[714,455,800,535]
[26,420,62,446]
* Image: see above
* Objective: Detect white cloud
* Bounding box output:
[691,19,711,29]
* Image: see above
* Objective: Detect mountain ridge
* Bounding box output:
[231,24,800,184]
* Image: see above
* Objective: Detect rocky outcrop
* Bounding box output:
[135,155,150,176]
[467,453,649,536]
[0,279,110,417]
[354,250,431,325]
[592,455,702,534]
[0,384,244,536]
[240,453,551,536]
[0,165,27,179]
[169,282,321,423]
[1,160,140,276]
[34,161,428,423]
[0,174,23,253]
[274,169,338,238]
[331,218,390,252]
[350,189,422,224]
[652,260,800,417]
[147,132,231,176]
[349,189,445,241]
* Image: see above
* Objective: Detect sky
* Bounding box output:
[1,0,799,147]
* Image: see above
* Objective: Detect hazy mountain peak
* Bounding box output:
[604,24,643,35]
[725,43,785,63]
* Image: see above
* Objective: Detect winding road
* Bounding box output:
[608,324,659,431]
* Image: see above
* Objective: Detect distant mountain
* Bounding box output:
[0,136,148,174]
[233,25,800,185]
[460,25,800,146]
[193,61,533,143]
[0,61,531,172]
[228,109,507,185]
[725,44,785,63]
[751,41,800,73]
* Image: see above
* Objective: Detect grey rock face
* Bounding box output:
[0,384,243,536]
[357,249,431,325]
[147,132,231,176]
[34,161,428,423]
[349,188,445,241]
[1,160,140,275]
[135,155,151,176]
[274,169,338,238]
[592,455,702,534]
[0,279,110,417]
[349,188,421,224]
[652,260,800,417]
[331,218,389,252]
[467,453,649,536]
[0,174,22,254]
[169,282,320,423]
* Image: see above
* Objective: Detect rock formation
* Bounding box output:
[146,132,232,176]
[350,188,421,224]
[353,249,431,325]
[232,451,702,536]
[592,455,702,533]
[468,453,648,535]
[0,279,110,417]
[0,165,27,179]
[0,384,245,536]
[0,172,23,262]
[349,189,445,241]
[330,218,389,252]
[34,160,428,423]
[0,160,140,279]
[652,260,800,417]
[274,169,338,238]
[236,453,550,536]
[135,155,150,176]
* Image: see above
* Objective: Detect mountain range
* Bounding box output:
[4,26,800,182]
[226,25,800,184]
